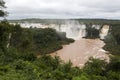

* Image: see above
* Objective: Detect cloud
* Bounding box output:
[4,0,120,19]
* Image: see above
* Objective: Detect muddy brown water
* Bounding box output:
[51,39,109,68]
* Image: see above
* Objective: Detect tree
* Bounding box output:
[0,22,10,48]
[106,56,120,72]
[73,76,89,80]
[86,27,99,39]
[0,0,6,17]
[83,57,107,75]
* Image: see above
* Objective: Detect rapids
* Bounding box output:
[51,39,109,68]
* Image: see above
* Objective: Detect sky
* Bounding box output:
[3,0,120,19]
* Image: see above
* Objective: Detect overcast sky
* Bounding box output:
[4,0,120,19]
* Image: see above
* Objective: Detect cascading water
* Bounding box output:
[56,20,87,40]
[99,25,110,39]
[57,22,109,40]
[14,20,109,40]
[54,20,108,40]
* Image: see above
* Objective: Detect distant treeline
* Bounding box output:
[8,18,120,25]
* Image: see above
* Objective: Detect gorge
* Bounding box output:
[12,20,110,67]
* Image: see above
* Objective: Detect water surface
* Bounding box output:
[51,39,109,67]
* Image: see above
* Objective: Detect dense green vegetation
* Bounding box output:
[85,26,100,39]
[0,49,120,80]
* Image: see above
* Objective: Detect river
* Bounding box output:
[51,39,109,68]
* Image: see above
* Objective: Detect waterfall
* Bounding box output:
[99,25,110,39]
[57,22,109,40]
[13,21,109,40]
[7,33,12,48]
[57,20,86,40]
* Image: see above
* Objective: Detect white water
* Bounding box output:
[12,20,109,40]
[58,21,86,40]
[55,21,109,40]
[100,25,110,39]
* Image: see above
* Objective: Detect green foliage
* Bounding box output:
[33,28,62,54]
[0,21,11,47]
[83,57,107,75]
[0,49,120,80]
[0,0,6,17]
[8,25,74,54]
[73,74,89,80]
[106,56,120,72]
[106,71,120,80]
[85,26,100,39]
